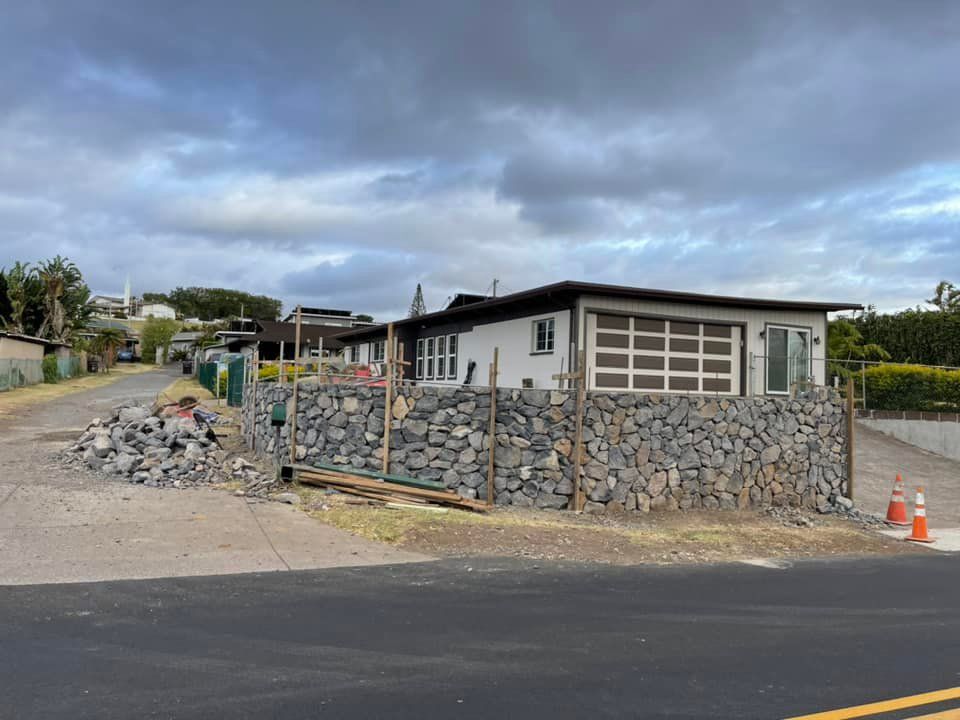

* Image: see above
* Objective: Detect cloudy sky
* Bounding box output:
[1,1,958,319]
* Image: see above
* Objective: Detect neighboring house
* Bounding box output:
[87,278,176,319]
[169,331,203,357]
[87,294,127,318]
[76,318,139,354]
[334,280,861,396]
[136,302,177,319]
[280,307,376,328]
[214,319,345,361]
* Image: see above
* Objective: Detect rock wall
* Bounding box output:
[243,380,849,513]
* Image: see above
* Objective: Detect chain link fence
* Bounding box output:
[0,359,43,392]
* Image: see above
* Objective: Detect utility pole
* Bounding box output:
[492,278,498,298]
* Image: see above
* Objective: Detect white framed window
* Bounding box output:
[425,337,435,378]
[349,345,360,364]
[309,346,321,359]
[447,334,457,379]
[372,339,385,364]
[532,317,555,353]
[415,338,424,379]
[765,325,810,395]
[436,336,445,379]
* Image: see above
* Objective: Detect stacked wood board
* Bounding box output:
[284,463,487,512]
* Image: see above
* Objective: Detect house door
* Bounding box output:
[765,326,811,394]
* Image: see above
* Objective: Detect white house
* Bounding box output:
[334,281,861,397]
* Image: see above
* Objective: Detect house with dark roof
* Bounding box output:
[332,281,862,396]
[215,319,345,361]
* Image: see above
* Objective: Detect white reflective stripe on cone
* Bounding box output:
[916,508,927,517]
[917,493,926,504]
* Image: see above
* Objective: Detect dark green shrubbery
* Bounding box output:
[41,354,59,384]
[864,364,960,412]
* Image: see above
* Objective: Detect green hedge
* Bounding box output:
[864,364,960,412]
[41,355,59,384]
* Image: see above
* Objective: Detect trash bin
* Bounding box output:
[182,359,194,375]
[87,357,100,373]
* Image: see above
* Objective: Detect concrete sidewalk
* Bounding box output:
[0,367,427,585]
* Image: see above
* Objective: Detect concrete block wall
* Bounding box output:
[243,380,849,513]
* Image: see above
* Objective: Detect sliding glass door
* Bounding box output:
[766,326,810,394]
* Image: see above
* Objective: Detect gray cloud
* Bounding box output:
[1,1,959,317]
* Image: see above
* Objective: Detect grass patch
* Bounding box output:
[0,363,156,417]
[158,376,214,404]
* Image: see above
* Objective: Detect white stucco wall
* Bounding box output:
[576,295,829,396]
[456,310,571,389]
[859,418,960,462]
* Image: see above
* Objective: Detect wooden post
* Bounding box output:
[278,341,285,386]
[553,350,586,512]
[382,323,395,474]
[846,376,855,501]
[486,347,499,506]
[289,306,302,465]
[250,349,259,450]
[573,350,586,512]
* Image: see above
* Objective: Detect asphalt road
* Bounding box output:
[3,554,959,719]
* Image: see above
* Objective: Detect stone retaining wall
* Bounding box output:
[243,380,848,513]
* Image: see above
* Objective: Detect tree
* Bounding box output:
[92,328,126,369]
[0,271,11,327]
[162,287,281,321]
[408,283,426,317]
[36,256,88,343]
[141,317,181,363]
[928,281,960,313]
[828,318,891,383]
[354,314,374,323]
[0,262,41,335]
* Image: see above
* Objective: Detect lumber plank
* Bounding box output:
[297,469,486,510]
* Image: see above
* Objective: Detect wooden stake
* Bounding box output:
[486,347,499,506]
[278,341,285,386]
[382,323,395,474]
[553,350,586,511]
[846,376,855,501]
[250,348,259,450]
[289,306,302,465]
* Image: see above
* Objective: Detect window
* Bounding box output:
[425,337,435,379]
[309,346,321,359]
[532,318,555,353]
[436,336,445,379]
[415,339,424,379]
[349,345,359,364]
[447,334,457,379]
[766,326,810,394]
[372,339,385,364]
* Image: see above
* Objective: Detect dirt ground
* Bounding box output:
[291,485,923,566]
[0,363,155,417]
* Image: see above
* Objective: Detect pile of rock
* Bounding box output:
[65,400,274,493]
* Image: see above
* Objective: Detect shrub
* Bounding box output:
[41,354,59,384]
[258,364,279,381]
[863,364,960,412]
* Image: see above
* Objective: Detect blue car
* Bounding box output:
[116,349,137,362]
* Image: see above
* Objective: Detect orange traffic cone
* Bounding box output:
[906,487,935,543]
[885,474,910,526]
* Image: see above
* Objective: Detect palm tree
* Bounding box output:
[928,281,960,313]
[1,261,37,334]
[37,256,84,343]
[92,328,126,370]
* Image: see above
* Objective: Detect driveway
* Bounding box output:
[855,421,960,527]
[0,367,426,585]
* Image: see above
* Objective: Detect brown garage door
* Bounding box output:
[587,313,741,395]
